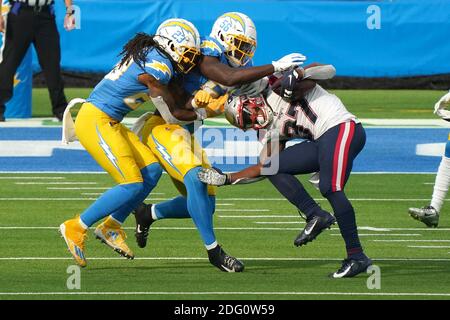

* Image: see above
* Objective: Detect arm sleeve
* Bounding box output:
[303,65,336,80]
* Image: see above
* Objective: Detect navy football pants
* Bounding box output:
[268,121,365,196]
[265,121,366,255]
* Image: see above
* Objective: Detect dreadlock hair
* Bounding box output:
[118,32,158,71]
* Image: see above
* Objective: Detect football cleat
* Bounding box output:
[294,210,336,247]
[207,245,245,272]
[94,216,134,259]
[133,203,155,248]
[331,255,373,278]
[408,205,439,228]
[59,218,88,268]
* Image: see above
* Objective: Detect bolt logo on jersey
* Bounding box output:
[145,60,172,79]
[210,12,257,67]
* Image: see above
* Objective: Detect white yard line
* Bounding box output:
[0,198,98,201]
[15,182,98,185]
[0,177,65,180]
[215,209,270,212]
[0,196,448,202]
[218,215,299,218]
[0,225,445,233]
[157,197,449,202]
[372,240,450,242]
[1,291,450,297]
[359,227,392,232]
[0,256,449,262]
[0,171,108,174]
[254,221,305,224]
[331,233,422,237]
[81,192,166,196]
[0,226,310,231]
[408,246,450,249]
[374,228,450,231]
[47,187,109,190]
[0,171,440,174]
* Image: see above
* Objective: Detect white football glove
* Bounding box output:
[198,168,230,186]
[434,91,450,121]
[272,53,307,73]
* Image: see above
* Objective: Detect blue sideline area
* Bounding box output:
[0,127,447,173]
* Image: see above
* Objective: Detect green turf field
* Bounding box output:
[1,172,449,300]
[32,88,447,119]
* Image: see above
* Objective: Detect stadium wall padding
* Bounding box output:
[32,0,450,77]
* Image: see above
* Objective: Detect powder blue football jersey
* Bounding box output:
[87,47,174,121]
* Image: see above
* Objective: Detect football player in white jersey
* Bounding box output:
[409,91,450,227]
[198,64,372,278]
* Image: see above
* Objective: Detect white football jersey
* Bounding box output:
[259,84,358,144]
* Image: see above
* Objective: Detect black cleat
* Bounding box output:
[331,255,372,278]
[207,245,244,272]
[294,210,336,247]
[133,203,154,248]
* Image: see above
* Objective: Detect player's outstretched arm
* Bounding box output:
[199,53,306,87]
[198,140,284,186]
[198,165,264,186]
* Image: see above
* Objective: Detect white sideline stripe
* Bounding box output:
[15,182,98,185]
[0,226,443,232]
[254,222,305,224]
[0,197,448,202]
[0,226,312,231]
[0,198,98,201]
[0,177,65,180]
[359,227,391,232]
[0,171,108,174]
[372,240,450,242]
[215,209,269,212]
[47,187,109,190]
[81,192,165,196]
[331,233,421,236]
[1,257,450,262]
[218,215,299,218]
[408,246,450,249]
[0,171,440,174]
[1,291,450,297]
[372,228,450,231]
